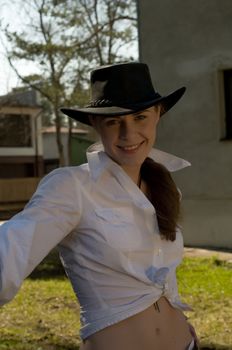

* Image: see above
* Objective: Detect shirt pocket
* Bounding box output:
[94,207,141,251]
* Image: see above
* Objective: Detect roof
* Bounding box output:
[42,126,88,134]
[0,89,41,108]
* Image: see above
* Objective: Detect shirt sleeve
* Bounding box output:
[0,167,82,306]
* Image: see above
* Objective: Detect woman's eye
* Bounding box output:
[135,114,146,120]
[104,119,119,126]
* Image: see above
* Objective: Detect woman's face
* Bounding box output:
[90,105,160,172]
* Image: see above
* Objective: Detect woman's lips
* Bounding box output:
[117,141,144,153]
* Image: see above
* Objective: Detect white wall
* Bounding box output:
[138,0,232,248]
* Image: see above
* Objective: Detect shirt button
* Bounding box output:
[157,248,162,255]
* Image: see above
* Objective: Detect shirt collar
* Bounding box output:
[87,142,191,181]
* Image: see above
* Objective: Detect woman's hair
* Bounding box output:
[141,157,181,241]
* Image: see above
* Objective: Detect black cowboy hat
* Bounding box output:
[60,62,186,126]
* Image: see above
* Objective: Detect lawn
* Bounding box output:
[177,256,232,350]
[0,250,231,350]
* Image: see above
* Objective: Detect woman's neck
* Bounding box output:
[121,164,142,187]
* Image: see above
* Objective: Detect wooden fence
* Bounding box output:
[0,177,41,219]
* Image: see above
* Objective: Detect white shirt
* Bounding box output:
[0,143,191,340]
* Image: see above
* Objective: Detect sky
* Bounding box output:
[0,49,38,95]
[0,1,42,95]
[0,1,138,96]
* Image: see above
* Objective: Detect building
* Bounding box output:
[137,0,232,248]
[0,89,43,218]
[0,88,92,219]
[42,126,90,172]
[0,88,43,178]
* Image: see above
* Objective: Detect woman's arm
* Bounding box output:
[0,167,82,305]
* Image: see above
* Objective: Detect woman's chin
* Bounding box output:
[118,157,145,169]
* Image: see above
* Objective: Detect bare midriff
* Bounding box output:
[79,296,193,350]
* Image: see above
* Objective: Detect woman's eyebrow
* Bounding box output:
[104,116,120,120]
[134,109,150,115]
[102,109,150,121]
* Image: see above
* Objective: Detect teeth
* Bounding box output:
[120,144,140,150]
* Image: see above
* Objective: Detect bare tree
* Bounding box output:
[0,0,138,165]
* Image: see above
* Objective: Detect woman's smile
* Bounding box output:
[90,106,161,178]
[117,141,145,153]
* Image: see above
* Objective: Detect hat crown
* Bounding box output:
[89,62,157,107]
[60,61,186,126]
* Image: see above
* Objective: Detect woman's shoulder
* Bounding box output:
[42,163,89,181]
[36,163,91,195]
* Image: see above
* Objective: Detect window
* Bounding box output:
[0,114,32,147]
[224,70,232,139]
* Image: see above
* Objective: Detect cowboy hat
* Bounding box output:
[60,62,186,125]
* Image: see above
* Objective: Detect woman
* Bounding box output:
[0,62,198,349]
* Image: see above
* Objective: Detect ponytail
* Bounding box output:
[141,157,181,241]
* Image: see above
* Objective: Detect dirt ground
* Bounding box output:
[184,246,232,263]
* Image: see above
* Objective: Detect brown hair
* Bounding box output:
[141,157,181,241]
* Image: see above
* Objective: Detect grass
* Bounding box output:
[0,250,81,350]
[177,256,232,349]
[0,251,232,350]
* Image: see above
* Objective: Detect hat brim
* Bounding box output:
[60,87,186,126]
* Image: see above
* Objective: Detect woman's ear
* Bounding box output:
[154,105,161,123]
[89,115,101,136]
[88,115,97,129]
[159,103,166,116]
[88,115,94,125]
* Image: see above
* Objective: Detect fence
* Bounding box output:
[0,177,41,219]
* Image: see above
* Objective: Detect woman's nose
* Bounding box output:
[119,120,135,139]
